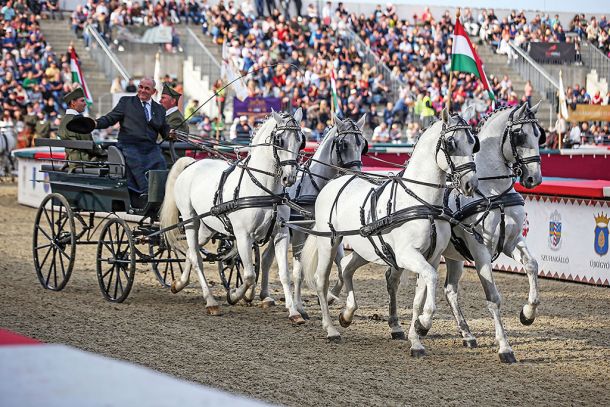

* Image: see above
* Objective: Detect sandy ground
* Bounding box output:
[1,184,610,406]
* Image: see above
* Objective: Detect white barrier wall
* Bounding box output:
[493,195,610,286]
[17,157,53,207]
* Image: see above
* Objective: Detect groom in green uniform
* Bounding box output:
[58,87,105,168]
[159,83,188,164]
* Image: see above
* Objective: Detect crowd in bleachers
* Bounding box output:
[0,0,78,147]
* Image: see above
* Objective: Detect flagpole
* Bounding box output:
[447,8,461,113]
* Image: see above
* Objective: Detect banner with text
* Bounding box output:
[493,195,610,286]
[567,104,610,123]
[233,97,282,121]
[529,42,576,64]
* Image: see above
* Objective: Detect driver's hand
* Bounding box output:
[168,129,177,141]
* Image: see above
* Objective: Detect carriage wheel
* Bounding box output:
[96,218,136,303]
[33,193,76,291]
[149,237,185,288]
[217,239,260,303]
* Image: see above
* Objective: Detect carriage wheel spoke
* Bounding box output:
[101,264,114,279]
[112,267,123,300]
[42,208,54,235]
[56,245,72,262]
[103,241,115,256]
[44,249,56,286]
[105,266,115,293]
[35,243,53,251]
[51,247,58,288]
[58,247,67,279]
[38,245,53,269]
[36,224,54,242]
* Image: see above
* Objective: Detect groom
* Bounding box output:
[94,77,172,201]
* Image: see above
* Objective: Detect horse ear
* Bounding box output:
[463,105,476,121]
[356,113,367,130]
[293,107,303,123]
[271,109,283,124]
[441,108,449,123]
[530,100,541,114]
[334,113,343,126]
[515,102,528,118]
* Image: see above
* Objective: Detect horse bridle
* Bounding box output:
[501,105,544,177]
[269,113,306,172]
[437,116,479,189]
[333,119,368,169]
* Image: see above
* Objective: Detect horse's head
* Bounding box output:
[271,108,306,187]
[436,108,479,196]
[502,102,544,189]
[330,113,368,170]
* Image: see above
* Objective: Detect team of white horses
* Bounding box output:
[160,102,545,363]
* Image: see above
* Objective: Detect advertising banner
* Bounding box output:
[567,104,610,123]
[529,42,576,64]
[493,195,610,286]
[233,97,282,121]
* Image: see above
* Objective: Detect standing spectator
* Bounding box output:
[212,79,226,119]
[372,122,390,143]
[524,80,533,107]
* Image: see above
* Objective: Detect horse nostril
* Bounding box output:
[526,176,534,185]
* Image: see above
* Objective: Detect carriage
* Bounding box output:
[32,138,259,303]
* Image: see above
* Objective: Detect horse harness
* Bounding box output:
[209,114,304,245]
[285,118,478,270]
[290,119,369,222]
[447,104,543,262]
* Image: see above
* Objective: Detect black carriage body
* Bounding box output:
[45,170,131,213]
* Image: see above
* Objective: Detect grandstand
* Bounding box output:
[1,0,608,147]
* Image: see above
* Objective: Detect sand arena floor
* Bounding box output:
[1,184,610,406]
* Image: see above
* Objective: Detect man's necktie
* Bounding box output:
[143,101,150,121]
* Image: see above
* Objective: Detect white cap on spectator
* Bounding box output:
[240,115,247,121]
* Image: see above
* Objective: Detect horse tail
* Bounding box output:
[159,156,195,252]
[302,234,319,290]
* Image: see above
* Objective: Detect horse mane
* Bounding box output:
[250,113,283,145]
[475,104,515,133]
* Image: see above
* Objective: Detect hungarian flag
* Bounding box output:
[330,65,341,116]
[69,48,93,106]
[451,19,495,101]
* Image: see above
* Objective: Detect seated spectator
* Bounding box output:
[372,122,390,143]
[234,115,252,144]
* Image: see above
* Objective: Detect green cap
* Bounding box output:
[162,83,181,103]
[63,87,85,104]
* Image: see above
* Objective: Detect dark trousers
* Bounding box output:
[119,143,166,194]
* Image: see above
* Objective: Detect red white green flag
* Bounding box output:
[330,65,342,116]
[451,19,495,101]
[69,48,93,106]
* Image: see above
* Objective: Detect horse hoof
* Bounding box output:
[391,331,406,340]
[206,305,222,316]
[327,335,341,343]
[170,282,180,294]
[289,315,306,325]
[499,351,517,364]
[520,309,535,326]
[338,313,351,328]
[414,319,429,337]
[463,339,478,348]
[261,298,276,309]
[299,310,310,320]
[410,348,426,358]
[226,290,239,305]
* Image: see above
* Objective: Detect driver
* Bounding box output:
[93,77,172,201]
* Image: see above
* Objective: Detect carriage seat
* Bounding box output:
[40,163,108,176]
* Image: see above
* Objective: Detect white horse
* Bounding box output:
[258,114,368,318]
[380,102,544,363]
[301,109,479,357]
[0,124,17,177]
[159,109,305,318]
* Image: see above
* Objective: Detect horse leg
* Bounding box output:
[259,240,276,307]
[510,239,540,325]
[227,234,256,304]
[406,253,440,358]
[315,237,342,340]
[444,258,477,348]
[328,244,345,304]
[290,233,308,318]
[408,273,428,357]
[338,251,368,328]
[473,254,515,363]
[385,267,405,340]
[187,222,220,315]
[274,229,305,324]
[170,220,198,293]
